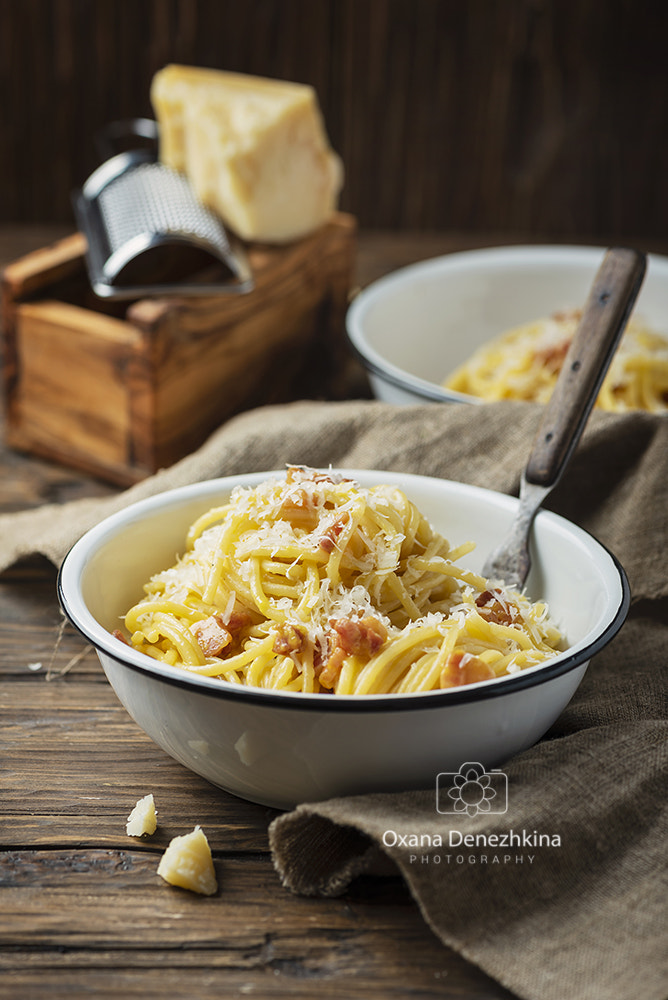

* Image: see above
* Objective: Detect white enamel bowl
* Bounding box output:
[58,470,629,810]
[346,244,668,404]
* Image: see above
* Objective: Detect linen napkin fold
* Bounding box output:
[1,399,666,1000]
[1,399,666,598]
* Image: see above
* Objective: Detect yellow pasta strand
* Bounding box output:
[444,310,668,413]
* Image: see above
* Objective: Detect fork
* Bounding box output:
[481,246,646,591]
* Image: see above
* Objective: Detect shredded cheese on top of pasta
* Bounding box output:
[117,467,564,695]
[444,310,668,412]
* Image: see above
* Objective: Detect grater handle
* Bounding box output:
[94,118,159,161]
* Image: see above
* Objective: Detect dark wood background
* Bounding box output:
[1,0,667,241]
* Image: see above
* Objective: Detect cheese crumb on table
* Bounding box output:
[157,825,218,896]
[151,64,343,243]
[126,793,158,837]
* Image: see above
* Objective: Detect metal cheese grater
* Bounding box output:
[73,119,253,299]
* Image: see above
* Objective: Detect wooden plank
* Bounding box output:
[0,852,512,999]
[6,300,140,472]
[1,233,87,300]
[4,0,668,248]
[0,678,276,851]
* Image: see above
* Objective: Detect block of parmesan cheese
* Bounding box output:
[157,825,218,896]
[151,64,343,244]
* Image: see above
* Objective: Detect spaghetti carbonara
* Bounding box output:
[444,310,668,412]
[118,468,564,695]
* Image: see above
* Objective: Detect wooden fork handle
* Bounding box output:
[526,247,646,487]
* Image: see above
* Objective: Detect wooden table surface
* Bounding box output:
[0,224,594,1000]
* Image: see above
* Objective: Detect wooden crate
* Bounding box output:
[1,213,357,485]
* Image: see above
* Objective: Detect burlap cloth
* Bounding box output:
[1,399,666,1000]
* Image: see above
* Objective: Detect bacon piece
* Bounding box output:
[319,515,347,553]
[440,651,496,688]
[280,487,309,514]
[532,338,571,375]
[273,624,305,656]
[279,487,319,531]
[331,616,387,657]
[112,629,129,645]
[475,589,518,626]
[317,645,346,689]
[316,616,388,689]
[191,616,233,657]
[285,466,307,484]
[225,610,253,635]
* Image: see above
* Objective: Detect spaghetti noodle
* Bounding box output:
[444,310,668,412]
[118,467,564,695]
